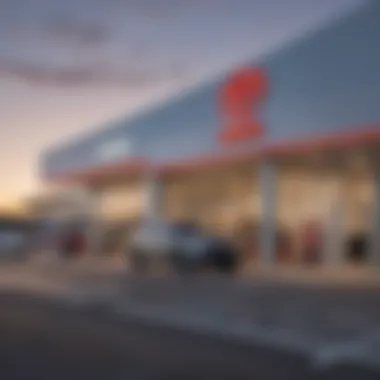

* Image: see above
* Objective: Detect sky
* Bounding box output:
[0,0,369,209]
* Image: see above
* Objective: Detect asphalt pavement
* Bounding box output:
[0,291,379,380]
[2,258,380,372]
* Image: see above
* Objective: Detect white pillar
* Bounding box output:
[370,164,380,265]
[259,161,277,264]
[86,187,102,256]
[322,187,344,266]
[320,175,347,266]
[143,171,162,219]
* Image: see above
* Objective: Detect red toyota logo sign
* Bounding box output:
[219,67,268,143]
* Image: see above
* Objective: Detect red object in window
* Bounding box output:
[71,233,87,256]
[300,221,324,263]
[219,67,268,143]
[276,231,294,263]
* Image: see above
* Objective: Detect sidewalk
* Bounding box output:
[0,254,127,298]
[1,257,380,371]
[242,261,380,288]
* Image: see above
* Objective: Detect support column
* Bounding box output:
[143,171,163,219]
[322,176,346,267]
[370,164,380,265]
[86,187,102,256]
[259,161,278,264]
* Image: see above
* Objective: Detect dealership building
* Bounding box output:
[40,2,380,267]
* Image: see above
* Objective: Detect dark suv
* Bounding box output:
[129,219,237,273]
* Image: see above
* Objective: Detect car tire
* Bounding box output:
[213,251,236,274]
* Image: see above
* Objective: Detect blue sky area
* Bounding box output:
[0,0,369,207]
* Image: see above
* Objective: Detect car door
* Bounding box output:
[171,223,208,260]
[134,222,155,251]
[153,222,173,255]
[135,221,169,256]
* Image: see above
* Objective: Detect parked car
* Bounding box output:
[129,219,237,273]
[0,230,26,259]
[0,217,37,260]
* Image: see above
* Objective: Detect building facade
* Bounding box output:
[41,1,380,266]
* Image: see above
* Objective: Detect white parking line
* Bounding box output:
[110,301,313,354]
[312,341,369,369]
[311,330,380,370]
[109,300,380,372]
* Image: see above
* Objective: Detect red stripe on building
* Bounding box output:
[46,125,380,183]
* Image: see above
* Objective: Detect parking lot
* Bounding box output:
[1,255,380,371]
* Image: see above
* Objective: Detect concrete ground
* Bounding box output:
[242,260,380,288]
[1,254,380,373]
[1,291,380,380]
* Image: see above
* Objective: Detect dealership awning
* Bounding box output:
[46,125,380,184]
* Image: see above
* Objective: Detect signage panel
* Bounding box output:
[97,138,132,162]
[219,67,268,143]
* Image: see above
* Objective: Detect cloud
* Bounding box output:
[0,0,193,87]
[43,13,109,48]
[0,57,189,87]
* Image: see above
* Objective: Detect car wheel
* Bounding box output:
[214,251,236,274]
